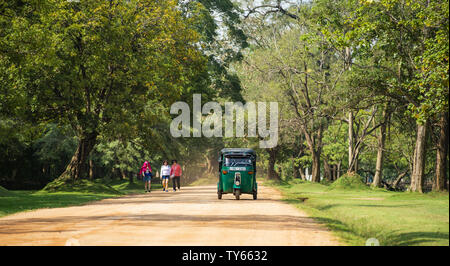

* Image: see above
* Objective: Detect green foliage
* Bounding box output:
[95,139,148,178]
[349,0,449,123]
[293,156,312,170]
[0,0,211,180]
[0,118,51,189]
[319,179,333,186]
[322,122,348,165]
[233,0,447,191]
[33,124,76,162]
[0,0,447,195]
[0,0,247,185]
[33,123,77,177]
[180,0,248,102]
[0,119,29,167]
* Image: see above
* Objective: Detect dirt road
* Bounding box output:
[0,185,340,246]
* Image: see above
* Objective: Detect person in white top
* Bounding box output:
[160,160,171,192]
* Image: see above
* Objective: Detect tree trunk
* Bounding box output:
[410,121,429,193]
[129,170,134,184]
[372,109,388,187]
[293,159,300,179]
[336,161,341,179]
[311,150,321,182]
[324,159,332,181]
[205,155,212,174]
[347,111,362,174]
[304,125,323,183]
[331,164,336,181]
[392,170,408,190]
[348,111,354,173]
[347,108,379,174]
[89,159,94,180]
[299,166,306,180]
[12,168,17,180]
[120,168,126,180]
[348,145,361,174]
[59,132,98,181]
[433,112,448,191]
[267,148,280,180]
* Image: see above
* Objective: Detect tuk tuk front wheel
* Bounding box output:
[218,191,222,199]
[234,189,240,200]
[253,192,257,200]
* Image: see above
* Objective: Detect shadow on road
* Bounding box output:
[0,212,330,234]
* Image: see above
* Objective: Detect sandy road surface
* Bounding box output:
[0,185,340,246]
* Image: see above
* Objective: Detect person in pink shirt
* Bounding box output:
[139,161,153,193]
[170,159,182,191]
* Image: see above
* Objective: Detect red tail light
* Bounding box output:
[222,170,228,174]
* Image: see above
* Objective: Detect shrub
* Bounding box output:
[329,173,369,190]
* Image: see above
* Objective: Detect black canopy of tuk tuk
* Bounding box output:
[218,148,256,162]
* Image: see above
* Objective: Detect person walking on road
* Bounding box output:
[140,161,153,193]
[170,159,182,192]
[160,160,171,192]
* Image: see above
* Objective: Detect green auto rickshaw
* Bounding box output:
[217,148,257,200]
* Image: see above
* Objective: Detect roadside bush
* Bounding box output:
[329,173,369,190]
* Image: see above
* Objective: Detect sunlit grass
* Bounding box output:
[0,179,162,218]
[187,174,217,186]
[266,179,449,246]
[0,190,115,218]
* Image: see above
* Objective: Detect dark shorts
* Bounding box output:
[143,173,152,182]
[162,175,170,180]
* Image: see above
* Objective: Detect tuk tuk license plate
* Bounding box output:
[229,167,246,171]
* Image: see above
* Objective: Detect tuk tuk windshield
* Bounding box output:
[224,156,252,167]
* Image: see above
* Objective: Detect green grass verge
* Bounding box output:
[42,179,123,194]
[0,190,117,218]
[187,174,217,186]
[0,186,14,197]
[0,179,162,218]
[106,178,162,194]
[266,178,449,246]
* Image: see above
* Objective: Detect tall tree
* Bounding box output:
[349,0,449,192]
[0,0,208,181]
[239,3,343,182]
[372,102,391,187]
[433,112,448,191]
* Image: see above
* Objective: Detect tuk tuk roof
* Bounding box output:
[220,148,256,156]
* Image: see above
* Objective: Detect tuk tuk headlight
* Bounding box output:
[234,173,241,186]
[235,175,241,186]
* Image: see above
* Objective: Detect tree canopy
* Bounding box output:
[0,0,448,193]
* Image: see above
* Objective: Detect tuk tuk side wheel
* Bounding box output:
[218,191,222,199]
[253,192,257,200]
